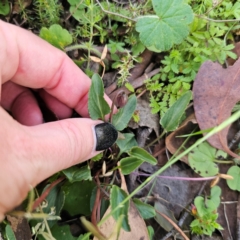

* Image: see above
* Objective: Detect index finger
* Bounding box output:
[0,21,108,117]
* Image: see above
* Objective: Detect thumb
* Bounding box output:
[23,118,118,186]
[0,112,117,218]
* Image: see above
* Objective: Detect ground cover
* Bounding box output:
[1,0,240,239]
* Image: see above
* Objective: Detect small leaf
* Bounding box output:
[62,181,95,216]
[110,185,130,232]
[135,0,194,52]
[133,198,156,219]
[40,24,72,50]
[194,186,221,217]
[147,226,154,240]
[62,165,92,182]
[51,225,78,240]
[5,225,16,240]
[90,56,102,63]
[154,201,177,232]
[227,166,240,191]
[188,142,219,177]
[116,133,138,156]
[120,157,143,175]
[101,45,108,60]
[160,91,192,131]
[88,74,110,120]
[125,82,135,92]
[112,95,137,131]
[91,152,103,162]
[129,147,157,165]
[0,1,10,16]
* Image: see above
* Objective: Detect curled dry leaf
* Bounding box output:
[193,58,240,159]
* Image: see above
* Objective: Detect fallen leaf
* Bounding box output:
[166,112,198,164]
[128,93,159,136]
[193,58,240,159]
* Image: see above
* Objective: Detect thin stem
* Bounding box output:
[95,0,135,22]
[214,159,234,164]
[98,110,240,227]
[196,14,240,23]
[145,130,166,149]
[132,173,217,181]
[65,44,101,57]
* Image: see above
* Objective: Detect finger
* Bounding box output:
[0,107,118,215]
[38,89,73,119]
[1,81,43,125]
[0,21,112,117]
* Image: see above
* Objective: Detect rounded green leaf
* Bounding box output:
[40,24,72,50]
[227,166,240,191]
[120,157,144,175]
[136,0,194,52]
[0,1,10,16]
[129,146,157,165]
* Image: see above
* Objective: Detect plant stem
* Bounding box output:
[65,44,101,57]
[145,130,166,149]
[213,159,233,164]
[98,109,240,227]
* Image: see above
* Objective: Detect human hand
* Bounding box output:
[0,21,117,220]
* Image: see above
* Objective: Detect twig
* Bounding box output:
[223,202,233,240]
[32,176,65,211]
[237,193,240,239]
[95,0,135,22]
[65,0,84,21]
[196,14,240,23]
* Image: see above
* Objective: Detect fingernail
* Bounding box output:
[95,123,118,151]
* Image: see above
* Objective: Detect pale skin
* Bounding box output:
[0,21,112,220]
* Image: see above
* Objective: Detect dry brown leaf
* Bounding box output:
[166,112,198,164]
[13,0,32,14]
[94,165,149,240]
[193,58,240,159]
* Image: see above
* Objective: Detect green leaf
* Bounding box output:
[77,234,90,240]
[194,186,221,217]
[154,201,177,232]
[112,94,137,131]
[5,225,16,240]
[116,133,138,156]
[227,166,240,191]
[147,226,154,240]
[129,147,157,165]
[110,185,130,232]
[160,91,192,131]
[40,24,73,50]
[125,82,135,92]
[119,157,143,175]
[133,198,156,219]
[62,180,95,216]
[91,152,103,162]
[0,1,10,16]
[51,225,78,240]
[135,0,194,52]
[188,142,219,177]
[88,74,110,120]
[62,165,92,182]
